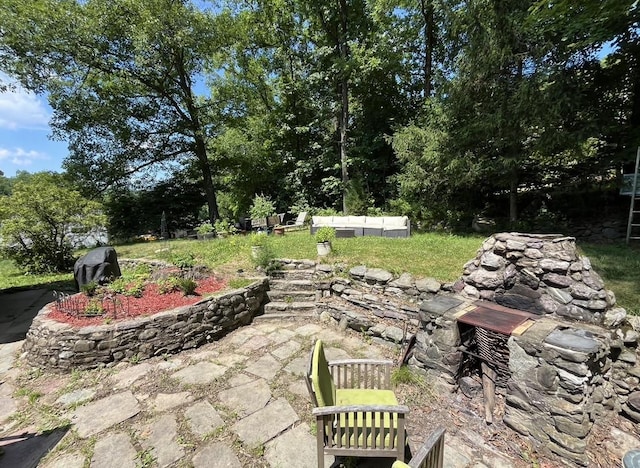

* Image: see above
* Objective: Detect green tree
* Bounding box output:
[0,173,106,273]
[0,0,239,225]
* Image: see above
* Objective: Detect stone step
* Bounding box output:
[267,290,318,302]
[253,312,316,322]
[269,279,315,291]
[269,269,315,280]
[263,301,317,314]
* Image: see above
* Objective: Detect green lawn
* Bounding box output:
[0,259,74,291]
[1,232,638,315]
[580,243,640,316]
[111,231,484,280]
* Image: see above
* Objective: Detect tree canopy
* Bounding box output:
[0,0,638,234]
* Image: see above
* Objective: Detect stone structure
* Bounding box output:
[269,255,639,465]
[23,249,639,464]
[459,232,625,324]
[23,278,268,370]
[503,322,632,465]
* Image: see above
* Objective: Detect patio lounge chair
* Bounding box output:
[282,211,307,231]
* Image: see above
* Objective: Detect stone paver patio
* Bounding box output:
[0,296,638,467]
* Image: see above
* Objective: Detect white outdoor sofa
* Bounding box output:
[310,215,410,238]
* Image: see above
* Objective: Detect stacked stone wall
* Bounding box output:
[504,323,612,465]
[460,232,625,324]
[23,279,268,370]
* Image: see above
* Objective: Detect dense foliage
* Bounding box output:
[0,173,106,273]
[0,0,638,233]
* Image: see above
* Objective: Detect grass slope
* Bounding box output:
[1,232,638,315]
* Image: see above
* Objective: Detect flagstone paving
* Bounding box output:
[139,414,184,467]
[69,391,141,438]
[0,311,638,467]
[232,398,300,447]
[90,431,137,468]
[218,379,271,417]
[184,400,224,437]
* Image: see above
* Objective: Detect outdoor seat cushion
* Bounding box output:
[335,388,399,444]
[383,216,408,227]
[343,216,366,227]
[364,216,384,227]
[312,216,334,226]
[336,388,398,406]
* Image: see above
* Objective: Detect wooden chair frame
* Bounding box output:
[392,427,446,468]
[305,341,409,468]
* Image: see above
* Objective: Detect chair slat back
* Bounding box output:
[295,212,307,225]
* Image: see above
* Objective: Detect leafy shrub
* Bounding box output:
[129,263,151,279]
[107,277,128,294]
[84,298,104,316]
[1,238,76,275]
[171,252,195,269]
[157,276,180,294]
[80,281,99,297]
[249,194,276,219]
[312,207,340,216]
[214,218,238,235]
[108,277,145,297]
[249,233,267,246]
[315,226,336,243]
[125,279,145,298]
[195,222,214,235]
[252,241,279,271]
[0,173,105,274]
[345,178,373,215]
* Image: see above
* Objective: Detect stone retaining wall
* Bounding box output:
[23,278,269,370]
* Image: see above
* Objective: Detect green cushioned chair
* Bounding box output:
[304,340,409,468]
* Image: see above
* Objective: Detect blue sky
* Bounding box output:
[0,74,68,177]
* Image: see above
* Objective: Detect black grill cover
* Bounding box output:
[74,247,121,290]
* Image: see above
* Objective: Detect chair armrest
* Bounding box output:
[312,404,409,417]
[328,359,395,390]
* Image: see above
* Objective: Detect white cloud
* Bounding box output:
[0,147,50,166]
[0,75,51,130]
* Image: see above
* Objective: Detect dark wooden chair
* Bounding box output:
[391,427,446,468]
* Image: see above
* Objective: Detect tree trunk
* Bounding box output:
[175,53,219,226]
[340,79,349,214]
[195,134,219,225]
[420,0,435,99]
[338,0,349,214]
[509,167,518,222]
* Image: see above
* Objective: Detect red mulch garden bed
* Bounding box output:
[49,276,227,327]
